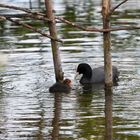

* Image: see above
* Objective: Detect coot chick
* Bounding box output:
[76,63,119,84]
[49,79,71,93]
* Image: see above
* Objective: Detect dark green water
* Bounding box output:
[0,0,140,140]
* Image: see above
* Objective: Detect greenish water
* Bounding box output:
[0,0,140,140]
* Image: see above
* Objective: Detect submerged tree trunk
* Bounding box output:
[45,0,63,82]
[102,0,113,87]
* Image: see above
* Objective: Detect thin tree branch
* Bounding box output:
[1,15,140,33]
[0,3,32,14]
[86,26,140,32]
[5,17,62,43]
[0,3,42,16]
[56,16,101,32]
[0,3,140,34]
[0,3,50,21]
[110,0,128,15]
[56,16,140,32]
[99,26,140,32]
[56,16,86,30]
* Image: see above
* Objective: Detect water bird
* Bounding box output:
[49,79,71,93]
[75,63,119,84]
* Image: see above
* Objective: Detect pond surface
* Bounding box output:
[0,0,140,140]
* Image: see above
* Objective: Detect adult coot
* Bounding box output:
[49,79,71,93]
[76,63,119,84]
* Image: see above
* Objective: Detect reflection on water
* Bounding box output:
[0,0,140,140]
[105,88,113,140]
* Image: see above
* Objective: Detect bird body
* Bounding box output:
[49,79,71,93]
[76,63,119,84]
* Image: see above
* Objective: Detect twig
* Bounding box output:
[56,16,101,32]
[85,26,140,32]
[0,3,32,14]
[0,3,43,16]
[0,3,50,21]
[56,16,86,30]
[23,13,51,22]
[0,4,62,42]
[6,17,62,43]
[101,26,140,32]
[56,16,140,32]
[110,0,128,15]
[0,3,140,34]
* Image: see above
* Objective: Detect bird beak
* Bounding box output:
[74,72,79,80]
[74,72,83,81]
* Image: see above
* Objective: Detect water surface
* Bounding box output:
[0,0,140,140]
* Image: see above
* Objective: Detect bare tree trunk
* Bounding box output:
[102,0,113,87]
[45,0,63,82]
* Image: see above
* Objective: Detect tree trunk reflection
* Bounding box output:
[51,93,62,140]
[104,87,113,140]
